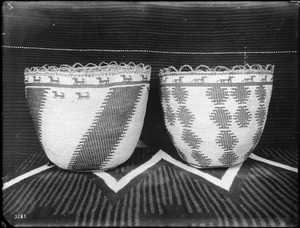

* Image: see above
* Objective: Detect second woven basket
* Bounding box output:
[160,64,274,168]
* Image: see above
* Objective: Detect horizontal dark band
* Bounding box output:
[25,81,150,88]
[161,82,273,87]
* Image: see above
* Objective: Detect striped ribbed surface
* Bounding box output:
[2,146,298,226]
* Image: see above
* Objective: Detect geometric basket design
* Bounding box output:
[25,62,151,171]
[160,64,274,168]
[68,86,144,170]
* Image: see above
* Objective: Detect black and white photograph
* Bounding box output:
[2,1,298,226]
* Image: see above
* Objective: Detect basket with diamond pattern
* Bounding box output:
[25,62,151,171]
[160,64,274,168]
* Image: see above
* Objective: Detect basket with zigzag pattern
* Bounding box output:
[25,62,151,171]
[160,64,274,168]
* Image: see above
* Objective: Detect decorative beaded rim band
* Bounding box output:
[25,61,151,75]
[24,62,151,86]
[160,64,274,75]
[160,64,274,84]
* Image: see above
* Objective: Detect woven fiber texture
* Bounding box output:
[160,64,274,168]
[24,62,151,171]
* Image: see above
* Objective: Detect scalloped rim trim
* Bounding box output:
[24,61,151,74]
[160,64,274,75]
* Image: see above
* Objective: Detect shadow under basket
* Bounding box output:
[160,64,274,168]
[24,62,151,171]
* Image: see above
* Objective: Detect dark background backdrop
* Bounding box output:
[2,1,298,176]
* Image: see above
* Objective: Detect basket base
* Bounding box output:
[56,165,118,173]
[188,161,243,169]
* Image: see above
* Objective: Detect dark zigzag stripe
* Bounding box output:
[82,182,98,225]
[2,188,17,209]
[240,165,297,226]
[5,178,37,213]
[161,166,173,206]
[127,187,135,226]
[112,199,121,226]
[53,174,82,215]
[172,169,194,213]
[259,147,298,167]
[135,182,141,226]
[147,171,156,214]
[178,172,202,213]
[4,150,297,226]
[94,196,111,227]
[272,172,298,196]
[185,175,210,213]
[44,172,69,207]
[166,166,182,206]
[245,175,289,219]
[243,180,283,224]
[101,198,113,226]
[152,170,164,215]
[3,184,27,212]
[104,201,114,226]
[68,176,89,214]
[20,153,49,173]
[223,195,254,226]
[3,152,44,181]
[30,171,58,209]
[251,166,297,217]
[202,184,229,226]
[74,179,93,226]
[93,194,107,226]
[112,200,121,226]
[256,164,298,205]
[37,171,61,207]
[51,174,75,207]
[26,88,50,139]
[13,175,45,213]
[240,193,270,227]
[209,189,240,226]
[256,162,298,198]
[103,201,112,226]
[142,175,148,214]
[40,171,65,207]
[275,148,298,166]
[119,193,128,226]
[75,167,224,226]
[68,85,144,170]
[157,166,168,206]
[88,190,102,226]
[25,172,53,214]
[81,184,97,226]
[193,182,221,226]
[51,174,84,214]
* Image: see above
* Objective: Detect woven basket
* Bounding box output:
[160,64,274,168]
[25,62,151,171]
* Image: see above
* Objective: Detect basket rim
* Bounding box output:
[24,61,151,74]
[160,64,274,75]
